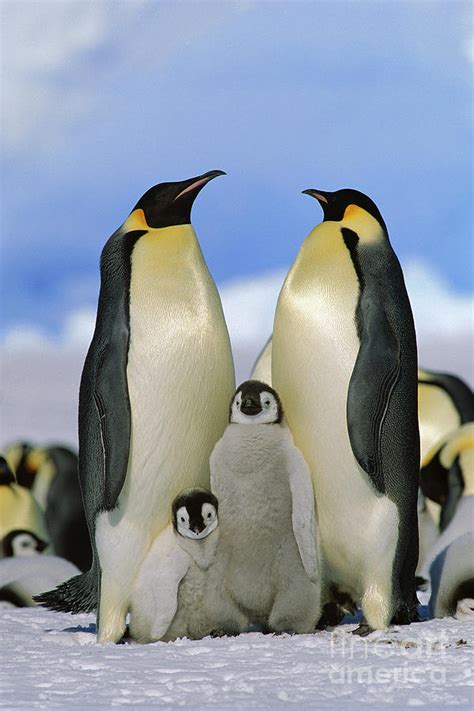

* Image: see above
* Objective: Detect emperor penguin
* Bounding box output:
[129,488,219,643]
[210,380,322,634]
[273,188,420,633]
[419,423,474,619]
[16,446,91,571]
[0,457,50,558]
[35,171,235,642]
[418,368,473,462]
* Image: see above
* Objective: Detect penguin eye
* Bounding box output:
[180,517,185,523]
[207,512,212,518]
[264,400,271,407]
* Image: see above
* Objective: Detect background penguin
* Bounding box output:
[0,555,79,608]
[12,446,91,571]
[418,368,473,462]
[251,338,272,385]
[0,457,50,558]
[209,380,322,635]
[4,442,34,488]
[273,188,419,634]
[36,171,235,643]
[418,423,474,619]
[129,488,219,644]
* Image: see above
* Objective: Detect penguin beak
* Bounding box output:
[173,170,226,202]
[302,189,330,205]
[241,397,262,416]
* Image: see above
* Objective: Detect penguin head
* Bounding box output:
[230,380,283,425]
[302,188,387,236]
[420,423,474,531]
[0,456,15,486]
[124,170,226,231]
[2,529,48,558]
[172,488,219,540]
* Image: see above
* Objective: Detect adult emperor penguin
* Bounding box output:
[129,488,219,643]
[0,457,50,558]
[419,423,474,619]
[210,380,322,634]
[36,171,235,642]
[418,368,473,462]
[273,188,420,633]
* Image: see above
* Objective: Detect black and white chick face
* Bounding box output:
[230,380,283,425]
[172,488,219,540]
[2,530,48,558]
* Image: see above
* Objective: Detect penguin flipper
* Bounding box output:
[287,445,320,583]
[130,543,190,643]
[347,300,401,493]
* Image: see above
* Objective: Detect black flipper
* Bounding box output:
[79,228,145,514]
[34,562,99,613]
[347,298,401,494]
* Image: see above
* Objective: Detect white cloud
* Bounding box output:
[2,1,109,151]
[2,258,472,349]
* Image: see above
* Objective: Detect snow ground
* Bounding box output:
[0,607,473,709]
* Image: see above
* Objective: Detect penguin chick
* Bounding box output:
[210,381,322,634]
[129,488,220,644]
[2,530,48,558]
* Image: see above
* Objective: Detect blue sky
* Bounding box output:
[1,0,472,341]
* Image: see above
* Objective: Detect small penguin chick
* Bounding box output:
[2,530,48,558]
[230,381,282,425]
[129,488,220,644]
[172,489,218,540]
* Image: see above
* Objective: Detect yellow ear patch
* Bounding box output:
[439,423,474,470]
[343,204,365,220]
[341,204,384,244]
[123,209,149,233]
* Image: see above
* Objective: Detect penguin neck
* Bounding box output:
[176,528,219,570]
[131,224,203,271]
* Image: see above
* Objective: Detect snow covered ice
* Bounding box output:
[1,607,472,709]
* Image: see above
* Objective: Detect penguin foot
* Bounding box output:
[391,604,420,625]
[316,602,345,629]
[209,629,240,638]
[352,623,374,637]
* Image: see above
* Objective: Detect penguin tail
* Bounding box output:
[34,565,98,614]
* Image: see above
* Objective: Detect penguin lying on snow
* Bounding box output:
[272,188,420,634]
[129,488,219,643]
[209,380,322,635]
[36,172,235,643]
[0,556,80,608]
[419,423,474,619]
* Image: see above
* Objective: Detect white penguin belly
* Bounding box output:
[273,253,399,601]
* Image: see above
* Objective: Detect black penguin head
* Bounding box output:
[126,170,226,230]
[2,529,48,558]
[0,457,15,486]
[230,380,283,425]
[302,188,387,233]
[172,488,219,540]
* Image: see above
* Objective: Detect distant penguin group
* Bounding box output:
[34,172,472,643]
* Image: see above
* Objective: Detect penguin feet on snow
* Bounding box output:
[210,381,322,635]
[129,488,220,644]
